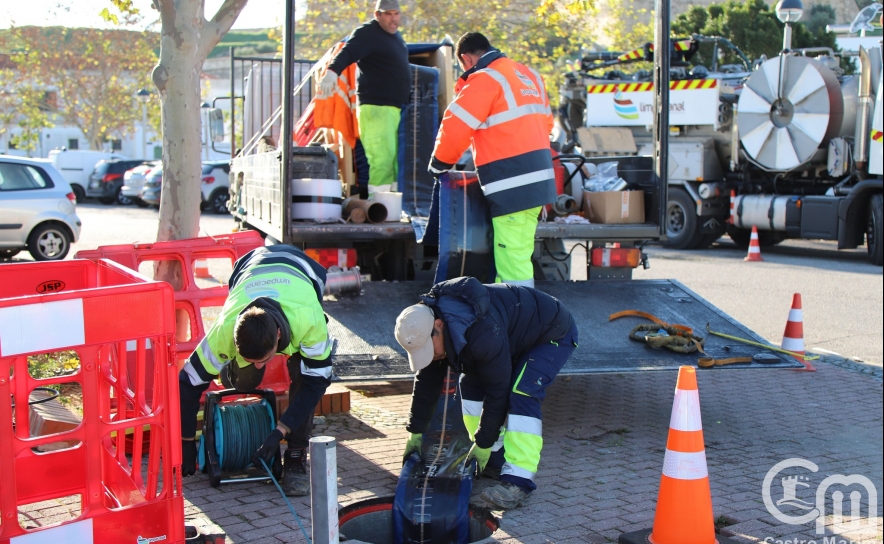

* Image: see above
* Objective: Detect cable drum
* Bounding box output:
[214,399,276,471]
[738,55,844,171]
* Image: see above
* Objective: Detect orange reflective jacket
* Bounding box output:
[431,51,556,217]
[314,41,359,148]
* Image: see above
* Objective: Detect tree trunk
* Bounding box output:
[150,0,248,289]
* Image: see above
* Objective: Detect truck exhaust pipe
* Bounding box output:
[854,46,873,178]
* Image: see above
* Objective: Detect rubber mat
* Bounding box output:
[393,368,476,543]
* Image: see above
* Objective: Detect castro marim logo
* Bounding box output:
[614,90,639,120]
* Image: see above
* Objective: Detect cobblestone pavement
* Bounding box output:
[175,358,882,543]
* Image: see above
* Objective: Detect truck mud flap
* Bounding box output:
[324,279,803,381]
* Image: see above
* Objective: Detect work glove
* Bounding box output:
[251,428,284,469]
[465,443,491,474]
[319,70,337,97]
[428,157,453,178]
[182,439,198,477]
[403,433,423,464]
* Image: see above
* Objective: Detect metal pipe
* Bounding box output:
[552,194,578,215]
[653,0,670,241]
[310,436,339,544]
[280,0,296,244]
[324,268,363,296]
[230,46,236,159]
[854,46,873,176]
[782,23,793,52]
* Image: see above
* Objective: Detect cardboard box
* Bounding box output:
[584,190,645,224]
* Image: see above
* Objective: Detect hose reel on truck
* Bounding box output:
[737,55,845,171]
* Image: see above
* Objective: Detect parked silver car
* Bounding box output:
[0,155,81,261]
[121,160,161,207]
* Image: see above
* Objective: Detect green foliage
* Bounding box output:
[601,0,655,73]
[27,351,81,380]
[0,26,160,150]
[0,75,53,154]
[299,0,598,106]
[672,0,844,70]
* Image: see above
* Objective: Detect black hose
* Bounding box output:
[10,387,61,409]
[216,400,274,471]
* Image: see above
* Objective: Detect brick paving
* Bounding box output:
[172,359,884,543]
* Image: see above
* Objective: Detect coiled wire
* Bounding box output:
[215,399,274,471]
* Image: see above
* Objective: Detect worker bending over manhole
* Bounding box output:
[396,276,578,509]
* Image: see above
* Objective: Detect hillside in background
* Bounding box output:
[210,28,279,58]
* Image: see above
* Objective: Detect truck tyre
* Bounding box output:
[868,193,883,267]
[27,223,71,261]
[726,226,787,248]
[71,184,86,203]
[663,188,702,249]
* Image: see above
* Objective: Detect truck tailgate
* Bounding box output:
[326,279,803,380]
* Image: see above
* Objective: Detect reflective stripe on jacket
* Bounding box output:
[314,41,359,148]
[190,246,332,382]
[431,52,557,217]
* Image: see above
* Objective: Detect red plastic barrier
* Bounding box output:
[0,259,183,544]
[74,232,291,397]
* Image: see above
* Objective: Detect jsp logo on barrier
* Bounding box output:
[762,458,878,535]
[136,535,167,544]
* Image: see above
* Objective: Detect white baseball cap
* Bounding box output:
[395,304,436,372]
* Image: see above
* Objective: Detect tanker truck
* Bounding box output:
[556,2,884,264]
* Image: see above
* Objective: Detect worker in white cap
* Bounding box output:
[395,277,578,509]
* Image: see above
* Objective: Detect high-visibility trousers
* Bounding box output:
[357,104,401,197]
[460,317,578,492]
[491,206,541,288]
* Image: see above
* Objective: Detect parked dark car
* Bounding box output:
[86,159,148,205]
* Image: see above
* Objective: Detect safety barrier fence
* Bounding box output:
[0,259,183,543]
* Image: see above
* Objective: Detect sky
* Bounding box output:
[1,0,299,31]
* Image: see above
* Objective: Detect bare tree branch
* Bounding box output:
[201,0,249,58]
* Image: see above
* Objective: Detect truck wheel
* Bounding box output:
[726,226,787,248]
[663,188,701,249]
[868,193,883,266]
[71,184,86,203]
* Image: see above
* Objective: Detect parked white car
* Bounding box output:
[200,160,231,214]
[121,160,161,207]
[48,149,127,203]
[0,155,81,261]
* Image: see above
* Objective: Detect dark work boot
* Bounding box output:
[282,448,310,496]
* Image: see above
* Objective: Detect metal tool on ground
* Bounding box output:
[744,226,764,262]
[394,368,479,543]
[704,323,820,363]
[619,366,741,544]
[781,293,816,372]
[198,389,283,487]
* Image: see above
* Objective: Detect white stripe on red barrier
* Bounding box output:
[661,449,709,480]
[11,518,93,543]
[0,299,85,357]
[669,389,703,432]
[781,337,805,352]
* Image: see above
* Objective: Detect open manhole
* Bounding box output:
[339,496,499,543]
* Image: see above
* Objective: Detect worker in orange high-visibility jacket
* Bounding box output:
[429,32,557,288]
[314,40,360,149]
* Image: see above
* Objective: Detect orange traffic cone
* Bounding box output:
[727,190,736,224]
[194,258,211,279]
[744,226,763,262]
[619,366,740,544]
[782,293,816,372]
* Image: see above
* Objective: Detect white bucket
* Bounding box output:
[291,178,342,221]
[373,191,402,222]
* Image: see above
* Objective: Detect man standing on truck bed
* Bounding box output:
[429,33,557,288]
[396,276,578,509]
[320,0,410,199]
[178,245,333,497]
